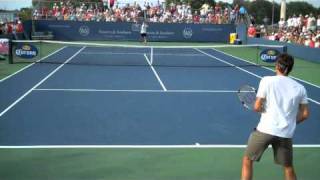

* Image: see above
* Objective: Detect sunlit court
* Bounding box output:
[0,0,319,179]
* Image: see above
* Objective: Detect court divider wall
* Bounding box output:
[23,20,236,43]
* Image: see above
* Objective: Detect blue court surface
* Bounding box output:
[0,46,319,147]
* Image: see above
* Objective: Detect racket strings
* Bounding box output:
[238,85,257,110]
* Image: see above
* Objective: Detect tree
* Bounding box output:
[244,0,280,25]
[243,0,320,24]
[286,2,320,17]
[233,0,245,6]
[18,8,33,21]
[190,0,215,11]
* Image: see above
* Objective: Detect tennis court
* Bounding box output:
[0,41,319,180]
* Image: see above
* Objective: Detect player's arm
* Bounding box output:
[254,97,265,112]
[254,78,266,113]
[296,103,309,124]
[297,87,309,124]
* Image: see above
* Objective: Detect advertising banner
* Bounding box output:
[33,20,236,42]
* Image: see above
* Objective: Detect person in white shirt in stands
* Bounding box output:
[241,53,309,180]
[315,31,320,48]
[317,15,320,30]
[287,16,294,29]
[307,14,316,32]
[278,18,286,30]
[140,21,148,44]
[315,37,320,48]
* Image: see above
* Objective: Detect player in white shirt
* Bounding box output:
[140,21,148,44]
[241,53,309,180]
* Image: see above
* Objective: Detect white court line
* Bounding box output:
[195,48,262,79]
[0,47,86,118]
[153,53,205,57]
[195,48,320,106]
[34,88,238,93]
[0,46,67,83]
[144,54,167,91]
[80,52,204,57]
[213,48,320,89]
[81,52,144,55]
[32,88,320,105]
[0,144,319,149]
[308,98,320,105]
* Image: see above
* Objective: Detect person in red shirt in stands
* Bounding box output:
[309,35,315,48]
[247,24,256,38]
[52,3,59,17]
[6,23,12,34]
[61,3,68,17]
[193,11,200,24]
[16,20,24,33]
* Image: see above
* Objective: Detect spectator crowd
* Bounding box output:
[0,19,24,36]
[32,1,245,24]
[248,14,320,48]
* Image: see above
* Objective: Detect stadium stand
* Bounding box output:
[251,13,320,48]
[32,1,247,25]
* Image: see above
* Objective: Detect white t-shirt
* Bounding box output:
[256,76,308,138]
[287,18,293,27]
[140,23,148,34]
[278,20,286,28]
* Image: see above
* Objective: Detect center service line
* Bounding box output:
[144,53,167,91]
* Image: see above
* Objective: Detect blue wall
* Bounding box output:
[236,23,247,44]
[248,37,320,63]
[28,20,236,42]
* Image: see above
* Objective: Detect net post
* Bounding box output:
[283,45,287,53]
[39,40,42,62]
[256,45,259,65]
[8,39,13,64]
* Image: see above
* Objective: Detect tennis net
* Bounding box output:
[9,40,287,68]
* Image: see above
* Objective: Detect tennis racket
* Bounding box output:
[237,85,257,110]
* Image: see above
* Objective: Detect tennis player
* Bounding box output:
[241,53,309,180]
[140,22,148,44]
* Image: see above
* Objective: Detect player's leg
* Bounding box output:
[241,130,273,180]
[143,34,147,44]
[241,156,253,180]
[284,165,297,180]
[272,137,296,180]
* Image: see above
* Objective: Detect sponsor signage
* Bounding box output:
[15,43,38,59]
[260,49,280,63]
[183,27,193,39]
[79,25,90,36]
[33,20,235,42]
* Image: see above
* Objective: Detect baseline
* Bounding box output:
[0,144,319,149]
[34,88,238,93]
